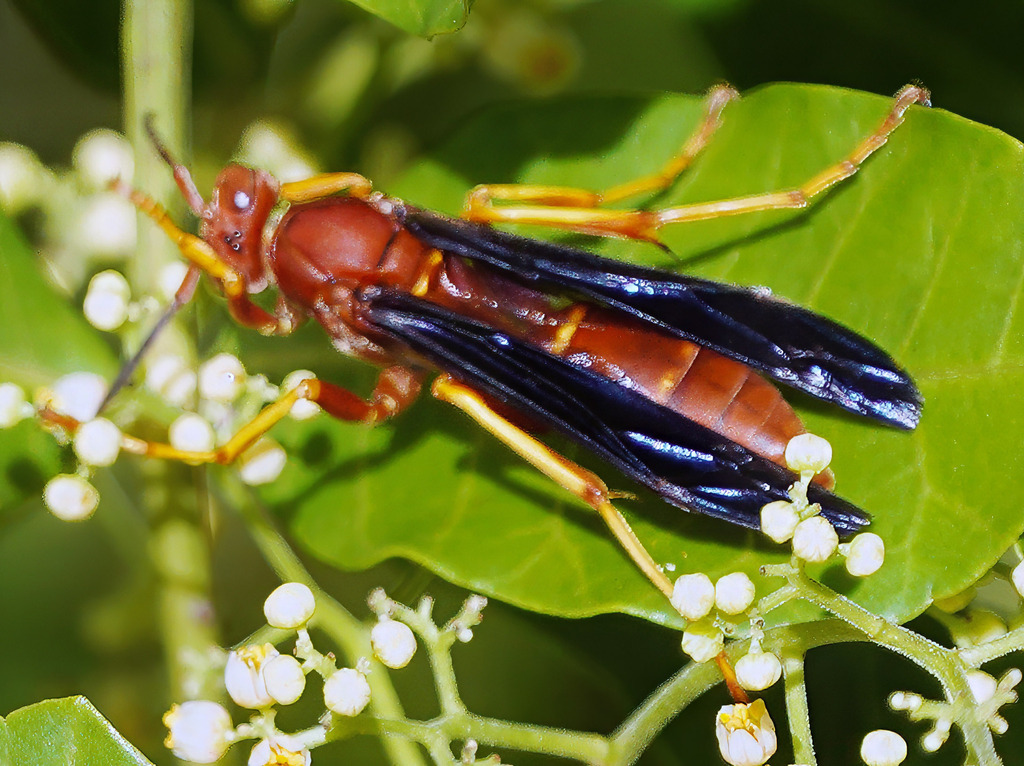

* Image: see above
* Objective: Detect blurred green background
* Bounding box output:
[2,0,1023,764]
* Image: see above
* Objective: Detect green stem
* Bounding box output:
[122,0,224,705]
[235,495,428,766]
[781,652,816,765]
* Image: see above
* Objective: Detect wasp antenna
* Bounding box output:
[142,115,207,217]
[99,265,201,413]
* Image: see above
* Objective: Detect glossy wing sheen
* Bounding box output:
[399,207,922,430]
[358,286,870,537]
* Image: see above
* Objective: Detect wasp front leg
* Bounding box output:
[431,373,674,599]
[44,367,422,470]
[464,84,929,245]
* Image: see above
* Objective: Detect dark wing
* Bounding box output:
[400,207,921,430]
[357,286,869,537]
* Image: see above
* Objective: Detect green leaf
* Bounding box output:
[273,83,1024,626]
[335,0,471,37]
[0,211,118,511]
[0,696,152,765]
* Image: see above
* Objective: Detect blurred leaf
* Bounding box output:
[1,696,152,765]
[0,210,118,510]
[8,0,121,92]
[336,0,471,37]
[274,84,1024,628]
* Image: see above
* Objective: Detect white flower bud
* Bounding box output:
[83,270,131,331]
[237,438,287,485]
[792,516,839,563]
[163,700,234,764]
[715,572,756,615]
[78,193,136,257]
[735,651,782,691]
[715,699,777,766]
[760,500,800,543]
[371,618,417,669]
[1012,561,1024,599]
[158,261,191,302]
[73,129,133,189]
[784,433,832,474]
[0,383,31,427]
[0,142,48,212]
[888,691,923,712]
[845,533,885,577]
[248,735,310,766]
[671,572,716,621]
[169,413,216,453]
[224,644,278,709]
[146,355,197,407]
[264,582,316,629]
[44,474,99,521]
[966,669,998,704]
[51,372,108,421]
[860,729,907,766]
[324,667,371,716]
[73,417,122,467]
[680,620,724,663]
[282,370,320,420]
[262,654,306,706]
[199,353,247,402]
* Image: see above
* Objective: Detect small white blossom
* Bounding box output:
[324,667,371,716]
[760,500,800,543]
[73,129,133,189]
[715,699,777,766]
[262,654,306,706]
[163,700,234,764]
[199,353,247,402]
[1012,561,1024,599]
[159,261,191,302]
[966,669,998,704]
[72,417,122,467]
[0,382,32,427]
[83,270,131,331]
[784,433,832,474]
[671,572,716,621]
[888,691,923,712]
[146,355,197,407]
[51,372,108,421]
[735,650,782,691]
[921,719,951,752]
[264,582,316,629]
[224,644,278,709]
[792,516,839,563]
[715,572,756,615]
[0,142,48,212]
[43,474,99,521]
[282,370,320,420]
[237,438,287,485]
[680,620,724,664]
[78,193,136,257]
[371,618,417,669]
[169,413,216,453]
[845,533,885,576]
[860,729,907,766]
[248,735,311,766]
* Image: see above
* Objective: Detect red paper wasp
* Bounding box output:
[53,85,928,598]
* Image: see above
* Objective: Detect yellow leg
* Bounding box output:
[280,172,373,203]
[431,374,674,599]
[463,84,929,244]
[464,84,738,217]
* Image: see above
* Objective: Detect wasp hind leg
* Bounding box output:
[463,84,929,245]
[431,373,675,600]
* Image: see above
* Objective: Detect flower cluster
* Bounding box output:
[0,351,321,520]
[164,582,441,765]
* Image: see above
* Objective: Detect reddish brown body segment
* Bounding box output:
[265,194,814,481]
